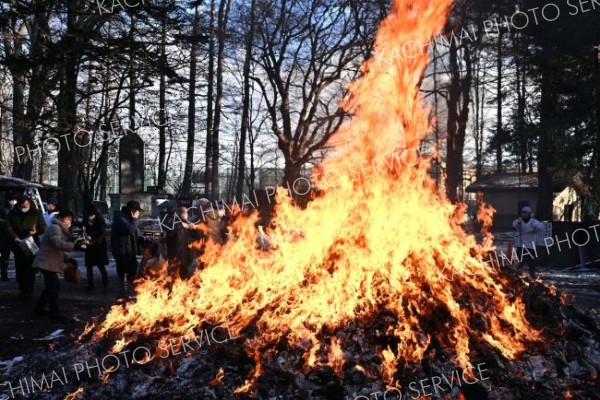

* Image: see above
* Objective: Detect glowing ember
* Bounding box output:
[84,0,539,391]
[64,387,84,400]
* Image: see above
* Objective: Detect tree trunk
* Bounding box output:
[537,56,554,221]
[182,6,201,196]
[97,39,114,202]
[473,53,484,179]
[283,162,301,195]
[235,0,256,200]
[204,0,216,198]
[445,41,472,203]
[0,92,5,175]
[57,0,81,213]
[157,11,167,190]
[432,46,442,187]
[211,0,232,199]
[495,29,503,174]
[11,69,29,178]
[513,32,527,175]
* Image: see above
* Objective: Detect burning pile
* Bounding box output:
[10,0,599,399]
[83,0,540,392]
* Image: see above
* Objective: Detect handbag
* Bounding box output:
[17,237,39,258]
[64,260,82,284]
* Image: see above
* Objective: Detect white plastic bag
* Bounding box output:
[17,237,39,258]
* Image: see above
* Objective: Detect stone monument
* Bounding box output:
[110,131,154,218]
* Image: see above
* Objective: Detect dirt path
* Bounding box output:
[0,254,122,361]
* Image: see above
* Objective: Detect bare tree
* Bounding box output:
[210,0,232,198]
[235,0,257,199]
[204,0,217,197]
[1,4,53,180]
[182,5,202,196]
[252,0,377,189]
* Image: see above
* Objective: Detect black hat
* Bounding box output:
[47,197,58,206]
[17,194,29,204]
[86,204,98,216]
[126,200,144,212]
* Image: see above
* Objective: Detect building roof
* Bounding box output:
[465,173,571,193]
[0,175,60,191]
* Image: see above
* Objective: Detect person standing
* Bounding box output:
[165,206,200,279]
[512,206,544,278]
[111,201,145,300]
[82,205,109,291]
[33,210,76,322]
[0,194,18,281]
[198,198,224,245]
[43,198,59,227]
[6,196,46,298]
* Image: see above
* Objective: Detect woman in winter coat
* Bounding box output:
[33,210,75,322]
[82,205,109,290]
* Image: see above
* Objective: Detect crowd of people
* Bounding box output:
[0,194,226,322]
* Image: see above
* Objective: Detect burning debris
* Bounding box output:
[2,0,600,399]
[2,284,600,399]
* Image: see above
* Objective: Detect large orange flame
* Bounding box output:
[85,0,539,391]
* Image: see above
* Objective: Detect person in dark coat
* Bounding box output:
[0,194,18,281]
[82,204,109,290]
[165,206,201,279]
[6,196,47,298]
[33,210,76,322]
[111,201,145,300]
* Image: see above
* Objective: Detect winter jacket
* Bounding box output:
[33,218,75,273]
[82,216,109,266]
[111,211,143,257]
[6,207,46,244]
[513,217,544,249]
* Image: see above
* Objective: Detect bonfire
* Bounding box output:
[4,0,600,399]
